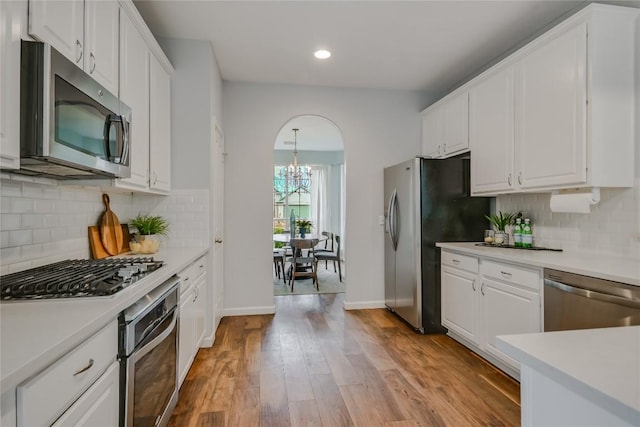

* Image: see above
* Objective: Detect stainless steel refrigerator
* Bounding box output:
[384,156,490,333]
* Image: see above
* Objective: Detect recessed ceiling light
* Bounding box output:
[314,49,331,59]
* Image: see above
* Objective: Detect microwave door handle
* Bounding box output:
[103,114,116,161]
[120,116,129,165]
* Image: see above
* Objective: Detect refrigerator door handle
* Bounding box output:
[387,189,398,250]
[391,189,399,250]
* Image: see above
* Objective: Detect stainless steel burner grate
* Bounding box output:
[1,258,164,300]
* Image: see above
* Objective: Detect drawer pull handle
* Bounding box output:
[73,359,94,376]
[452,259,460,264]
[472,279,476,291]
[500,271,512,277]
[480,283,485,296]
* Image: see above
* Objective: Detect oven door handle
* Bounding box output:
[132,308,178,362]
[544,278,640,309]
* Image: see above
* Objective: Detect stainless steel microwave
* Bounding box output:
[19,41,131,179]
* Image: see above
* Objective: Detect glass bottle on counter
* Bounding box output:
[522,218,533,248]
[513,218,523,247]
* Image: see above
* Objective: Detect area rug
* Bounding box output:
[273,263,345,296]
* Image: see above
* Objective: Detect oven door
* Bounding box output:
[124,308,178,427]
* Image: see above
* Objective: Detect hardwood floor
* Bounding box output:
[169,293,520,426]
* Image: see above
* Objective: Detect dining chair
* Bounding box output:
[314,235,342,282]
[314,231,334,267]
[288,238,318,291]
[273,249,286,284]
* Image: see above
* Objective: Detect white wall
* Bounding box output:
[157,38,223,190]
[222,82,437,313]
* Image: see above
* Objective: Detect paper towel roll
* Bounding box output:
[549,188,600,214]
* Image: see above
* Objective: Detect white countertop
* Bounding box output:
[497,326,640,424]
[0,247,208,395]
[436,242,640,286]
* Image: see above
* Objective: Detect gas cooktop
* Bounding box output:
[0,257,164,301]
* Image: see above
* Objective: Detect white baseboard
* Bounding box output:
[222,305,276,316]
[343,300,386,310]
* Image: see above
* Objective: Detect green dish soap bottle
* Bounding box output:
[513,218,523,247]
[522,218,533,248]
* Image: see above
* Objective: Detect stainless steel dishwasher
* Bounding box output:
[544,268,640,331]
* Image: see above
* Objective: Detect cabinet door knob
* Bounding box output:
[75,40,83,63]
[215,238,223,244]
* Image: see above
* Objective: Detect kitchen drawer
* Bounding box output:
[179,255,206,295]
[441,250,478,273]
[17,321,118,427]
[480,259,541,291]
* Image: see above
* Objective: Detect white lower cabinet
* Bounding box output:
[480,278,540,369]
[441,250,542,377]
[178,256,207,387]
[441,251,480,345]
[52,361,119,427]
[178,285,195,386]
[16,321,118,426]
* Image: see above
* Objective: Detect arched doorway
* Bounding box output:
[272,115,345,295]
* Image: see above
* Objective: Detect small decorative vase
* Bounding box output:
[131,234,160,254]
[299,227,307,238]
[494,231,509,246]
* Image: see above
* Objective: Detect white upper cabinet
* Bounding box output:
[1,0,25,170]
[28,0,84,65]
[469,64,515,194]
[83,0,120,94]
[149,54,172,193]
[441,91,469,156]
[421,90,469,158]
[515,23,587,190]
[421,107,441,158]
[29,0,119,94]
[468,4,637,195]
[117,9,150,190]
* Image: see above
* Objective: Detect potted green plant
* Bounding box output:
[485,211,515,245]
[129,214,169,253]
[296,219,313,238]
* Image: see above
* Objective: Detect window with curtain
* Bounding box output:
[273,165,312,233]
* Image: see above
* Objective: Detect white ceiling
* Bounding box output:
[132,0,637,150]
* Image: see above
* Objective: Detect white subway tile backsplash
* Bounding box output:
[33,229,51,244]
[1,176,211,273]
[1,231,9,248]
[1,214,21,231]
[0,181,22,197]
[497,183,639,259]
[9,230,32,246]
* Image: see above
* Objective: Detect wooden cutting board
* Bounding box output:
[99,194,123,256]
[89,225,130,259]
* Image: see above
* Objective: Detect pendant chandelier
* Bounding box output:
[280,128,311,190]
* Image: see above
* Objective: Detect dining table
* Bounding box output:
[273,233,328,278]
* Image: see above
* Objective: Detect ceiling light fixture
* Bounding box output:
[280,128,311,190]
[314,49,331,59]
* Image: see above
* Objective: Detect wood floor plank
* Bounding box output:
[196,411,226,427]
[339,383,386,427]
[289,400,323,427]
[227,387,260,427]
[168,293,520,427]
[309,373,354,427]
[260,365,291,427]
